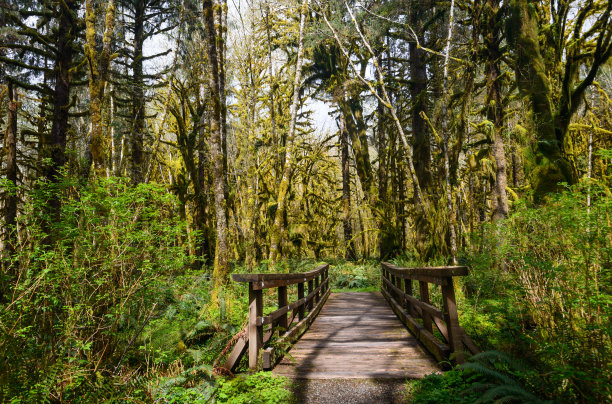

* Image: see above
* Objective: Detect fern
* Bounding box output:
[459,351,555,404]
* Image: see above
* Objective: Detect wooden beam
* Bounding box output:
[278,286,288,330]
[248,283,263,370]
[442,279,464,364]
[297,282,305,320]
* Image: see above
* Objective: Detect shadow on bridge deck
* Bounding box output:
[273,291,440,379]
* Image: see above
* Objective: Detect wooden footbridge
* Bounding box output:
[221,263,478,378]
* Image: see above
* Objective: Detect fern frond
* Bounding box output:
[461,362,519,386]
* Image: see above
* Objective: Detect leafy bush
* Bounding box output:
[0,177,190,401]
[216,372,293,404]
[462,178,612,402]
[328,260,380,290]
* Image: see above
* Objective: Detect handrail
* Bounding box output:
[222,263,330,372]
[381,262,479,365]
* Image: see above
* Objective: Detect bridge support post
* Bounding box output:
[278,286,288,330]
[314,275,320,303]
[249,283,263,369]
[442,280,464,363]
[419,281,433,333]
[307,279,314,311]
[297,282,305,320]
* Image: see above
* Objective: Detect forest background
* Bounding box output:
[0,0,610,402]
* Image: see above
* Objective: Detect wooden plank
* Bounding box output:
[382,277,444,322]
[257,278,328,326]
[263,288,331,370]
[296,282,305,321]
[381,262,468,278]
[222,330,248,372]
[419,281,433,333]
[277,286,288,330]
[442,279,464,364]
[273,292,440,379]
[382,288,450,363]
[233,264,328,289]
[248,284,263,370]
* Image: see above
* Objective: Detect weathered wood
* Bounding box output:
[223,329,248,372]
[273,292,440,378]
[248,284,263,369]
[381,288,450,364]
[382,262,468,278]
[233,264,328,289]
[307,279,314,311]
[257,278,328,326]
[460,327,480,355]
[263,288,331,370]
[297,282,305,320]
[419,281,433,333]
[278,285,288,330]
[382,277,443,321]
[442,279,464,363]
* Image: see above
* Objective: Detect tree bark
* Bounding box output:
[41,0,78,242]
[410,0,432,259]
[85,0,116,177]
[340,116,356,261]
[268,0,309,264]
[203,0,230,294]
[485,0,508,221]
[131,0,145,184]
[3,83,18,275]
[508,0,576,199]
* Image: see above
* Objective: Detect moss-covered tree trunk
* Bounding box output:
[203,0,230,294]
[268,0,309,264]
[41,0,78,242]
[130,0,145,184]
[3,83,18,280]
[485,0,508,221]
[508,0,576,199]
[410,0,432,258]
[340,116,356,261]
[85,0,116,177]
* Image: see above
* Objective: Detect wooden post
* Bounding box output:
[324,267,329,291]
[314,274,320,303]
[419,281,433,332]
[278,285,288,330]
[248,283,263,369]
[404,278,414,316]
[297,282,305,320]
[442,278,464,363]
[307,279,314,311]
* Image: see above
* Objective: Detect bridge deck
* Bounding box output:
[273,292,440,379]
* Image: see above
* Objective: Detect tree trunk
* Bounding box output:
[508,0,576,199]
[86,0,116,177]
[41,0,78,241]
[268,0,309,264]
[441,0,458,264]
[3,83,18,276]
[485,0,508,221]
[340,117,356,261]
[203,0,230,295]
[131,0,145,184]
[410,1,432,259]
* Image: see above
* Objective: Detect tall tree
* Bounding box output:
[508,0,612,199]
[203,0,230,293]
[85,0,117,177]
[268,0,309,264]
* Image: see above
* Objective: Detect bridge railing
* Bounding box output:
[222,263,330,372]
[381,262,479,364]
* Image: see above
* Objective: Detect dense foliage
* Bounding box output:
[1,0,611,402]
